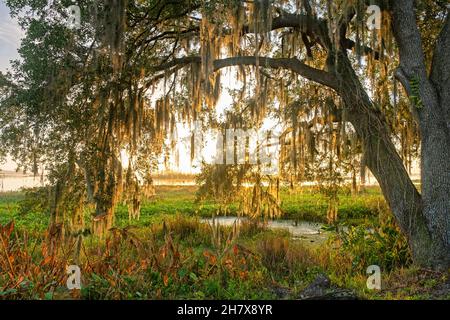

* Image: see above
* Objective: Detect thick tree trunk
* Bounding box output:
[415,61,450,268]
[335,53,450,268]
[389,0,450,269]
[420,118,450,268]
[420,9,450,269]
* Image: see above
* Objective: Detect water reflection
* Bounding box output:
[201,216,329,244]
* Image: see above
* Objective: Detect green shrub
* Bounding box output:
[335,214,412,273]
[18,187,50,215]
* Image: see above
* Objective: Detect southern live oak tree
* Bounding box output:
[0,0,448,268]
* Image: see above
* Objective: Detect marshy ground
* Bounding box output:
[0,185,448,300]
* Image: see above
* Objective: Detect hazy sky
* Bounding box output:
[0,1,22,73]
[0,0,23,171]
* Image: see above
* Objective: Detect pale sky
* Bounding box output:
[0,0,23,171]
[0,1,22,73]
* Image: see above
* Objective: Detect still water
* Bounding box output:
[0,175,46,192]
[0,176,195,192]
[201,216,329,244]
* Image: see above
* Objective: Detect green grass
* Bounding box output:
[0,192,49,233]
[280,186,384,224]
[114,185,385,227]
[0,185,385,233]
[115,186,227,227]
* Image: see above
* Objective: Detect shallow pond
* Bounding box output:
[200,216,329,245]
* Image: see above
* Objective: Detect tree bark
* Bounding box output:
[390,0,450,268]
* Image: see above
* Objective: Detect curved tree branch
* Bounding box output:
[212,56,338,90]
[146,55,338,92]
